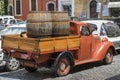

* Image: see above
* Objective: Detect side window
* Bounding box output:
[80,26,90,36]
[10,20,16,24]
[100,24,107,35]
[103,23,120,37]
[0,19,2,24]
[87,23,97,32]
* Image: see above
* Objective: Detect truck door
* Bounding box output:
[79,26,92,61]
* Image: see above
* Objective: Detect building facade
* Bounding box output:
[78,0,109,19]
[8,0,58,20]
[8,0,112,20]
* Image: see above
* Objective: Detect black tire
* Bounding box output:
[25,67,37,72]
[103,48,113,65]
[55,57,71,76]
[5,57,20,71]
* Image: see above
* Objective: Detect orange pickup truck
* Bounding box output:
[2,21,115,76]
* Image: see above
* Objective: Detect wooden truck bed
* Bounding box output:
[2,34,80,54]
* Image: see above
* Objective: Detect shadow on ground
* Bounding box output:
[0,61,104,80]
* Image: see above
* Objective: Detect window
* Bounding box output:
[10,20,16,24]
[46,1,56,11]
[103,23,120,37]
[100,25,107,35]
[90,0,98,18]
[111,8,120,17]
[87,23,97,32]
[31,0,36,11]
[48,3,54,11]
[8,6,13,15]
[62,5,72,16]
[0,19,2,24]
[16,0,21,15]
[80,26,90,36]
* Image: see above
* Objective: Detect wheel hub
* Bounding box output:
[106,52,112,62]
[8,57,19,70]
[107,53,111,57]
[60,62,66,71]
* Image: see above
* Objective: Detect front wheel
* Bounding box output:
[103,48,113,64]
[25,67,37,72]
[55,57,71,76]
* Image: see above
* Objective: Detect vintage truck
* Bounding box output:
[1,21,115,76]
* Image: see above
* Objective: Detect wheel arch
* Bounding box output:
[109,46,115,55]
[53,51,74,69]
[102,46,114,64]
[102,45,115,60]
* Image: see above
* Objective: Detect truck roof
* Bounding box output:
[70,21,88,26]
[70,21,89,28]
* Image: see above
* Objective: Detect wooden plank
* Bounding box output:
[39,38,54,53]
[54,37,67,50]
[19,38,39,51]
[2,34,19,49]
[39,35,80,54]
[68,36,80,49]
[2,35,80,54]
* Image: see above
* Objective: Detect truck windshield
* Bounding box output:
[103,23,120,37]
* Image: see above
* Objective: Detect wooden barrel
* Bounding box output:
[52,21,70,36]
[51,11,69,21]
[27,11,70,38]
[27,22,52,38]
[51,11,70,36]
[27,11,52,38]
[27,11,52,22]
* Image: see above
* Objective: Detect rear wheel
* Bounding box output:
[103,48,113,64]
[5,57,20,71]
[25,67,37,72]
[56,57,71,76]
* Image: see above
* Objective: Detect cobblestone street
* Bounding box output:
[0,54,120,80]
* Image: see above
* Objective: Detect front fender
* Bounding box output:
[93,41,115,61]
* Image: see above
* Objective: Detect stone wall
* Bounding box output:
[74,0,87,18]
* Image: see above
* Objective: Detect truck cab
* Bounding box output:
[2,21,115,76]
[82,20,120,53]
[70,21,114,64]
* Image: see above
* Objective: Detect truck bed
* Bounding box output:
[2,34,80,54]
